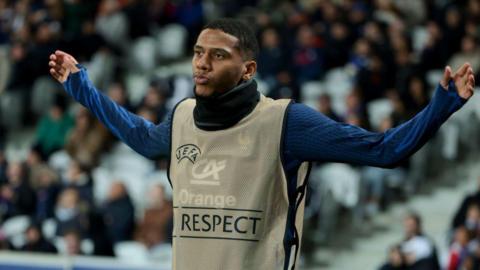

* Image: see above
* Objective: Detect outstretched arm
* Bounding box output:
[49,50,170,159]
[285,63,475,168]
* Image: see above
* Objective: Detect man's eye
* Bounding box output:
[215,53,225,59]
[194,50,203,56]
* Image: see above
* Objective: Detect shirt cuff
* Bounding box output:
[436,80,467,109]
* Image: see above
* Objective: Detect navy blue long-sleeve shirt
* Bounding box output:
[63,67,466,172]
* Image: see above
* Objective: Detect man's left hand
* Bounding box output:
[440,63,475,100]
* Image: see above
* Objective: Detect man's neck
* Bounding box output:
[193,80,260,131]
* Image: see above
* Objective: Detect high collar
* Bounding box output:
[193,80,260,131]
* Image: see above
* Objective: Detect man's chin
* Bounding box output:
[194,86,214,97]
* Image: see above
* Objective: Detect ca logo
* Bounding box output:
[190,159,227,186]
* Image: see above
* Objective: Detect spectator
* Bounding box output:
[65,107,112,169]
[379,244,407,270]
[0,162,36,220]
[401,212,440,269]
[33,165,60,222]
[66,19,107,63]
[443,6,465,61]
[26,145,47,188]
[101,181,135,245]
[356,51,392,101]
[33,94,74,159]
[452,177,480,230]
[349,38,372,72]
[63,229,83,256]
[344,89,368,128]
[95,0,129,53]
[419,21,448,71]
[361,115,406,217]
[123,0,151,40]
[137,81,169,123]
[107,81,133,112]
[464,204,480,237]
[62,160,93,206]
[20,223,57,254]
[448,35,480,75]
[292,24,323,84]
[257,27,288,87]
[324,22,352,69]
[267,70,299,100]
[317,93,341,122]
[137,106,159,124]
[54,187,89,238]
[0,149,7,185]
[447,226,471,270]
[403,76,429,117]
[136,184,173,248]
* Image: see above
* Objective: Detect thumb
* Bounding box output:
[440,66,452,90]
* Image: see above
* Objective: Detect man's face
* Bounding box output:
[192,29,250,97]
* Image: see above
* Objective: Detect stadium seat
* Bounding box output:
[30,76,58,117]
[92,166,113,205]
[41,219,57,240]
[48,150,71,176]
[325,67,353,115]
[125,73,150,106]
[155,24,188,61]
[54,237,94,255]
[2,215,30,249]
[84,51,116,91]
[130,37,157,74]
[314,163,360,208]
[300,81,325,109]
[367,98,394,131]
[149,243,172,268]
[114,241,149,263]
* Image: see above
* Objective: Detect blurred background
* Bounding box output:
[1,0,480,269]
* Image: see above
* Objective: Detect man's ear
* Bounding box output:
[242,60,257,81]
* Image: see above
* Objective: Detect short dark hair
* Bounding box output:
[203,18,259,60]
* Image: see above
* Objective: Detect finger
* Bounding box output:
[48,60,62,68]
[454,63,471,79]
[49,54,56,61]
[54,66,66,77]
[468,74,475,87]
[66,55,78,65]
[468,67,474,75]
[55,50,69,57]
[466,86,474,99]
[55,50,78,66]
[50,68,62,81]
[441,66,452,89]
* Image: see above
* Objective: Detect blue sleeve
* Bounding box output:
[284,82,466,168]
[62,66,171,159]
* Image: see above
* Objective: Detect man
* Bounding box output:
[49,18,475,270]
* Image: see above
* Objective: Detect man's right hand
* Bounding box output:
[49,50,80,83]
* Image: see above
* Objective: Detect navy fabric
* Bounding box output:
[63,68,465,168]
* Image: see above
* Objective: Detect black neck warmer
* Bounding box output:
[193,79,260,131]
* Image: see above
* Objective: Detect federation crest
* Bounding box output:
[176,144,201,164]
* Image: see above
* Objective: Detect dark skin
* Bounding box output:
[49,28,258,97]
[49,29,473,98]
[193,29,257,96]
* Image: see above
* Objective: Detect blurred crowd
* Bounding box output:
[379,178,480,270]
[0,0,479,266]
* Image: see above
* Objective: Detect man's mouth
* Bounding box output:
[194,75,209,85]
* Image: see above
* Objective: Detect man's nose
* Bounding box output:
[196,54,211,71]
